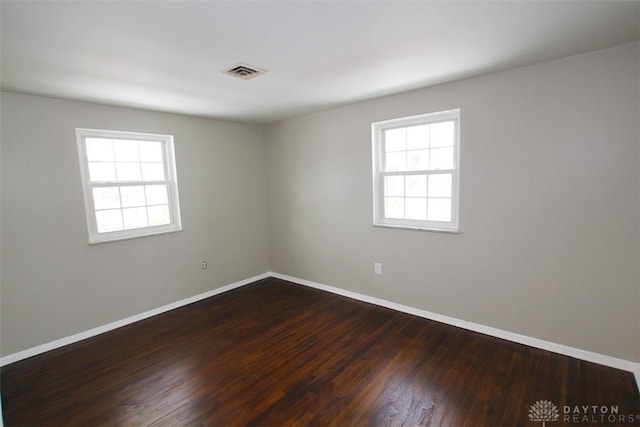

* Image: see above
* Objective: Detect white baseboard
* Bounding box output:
[3,271,639,396]
[270,272,640,383]
[0,272,271,367]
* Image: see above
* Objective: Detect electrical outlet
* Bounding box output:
[374,262,382,275]
[202,261,208,270]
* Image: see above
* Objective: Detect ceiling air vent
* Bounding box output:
[223,63,266,80]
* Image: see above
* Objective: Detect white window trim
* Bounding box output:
[372,109,460,233]
[76,128,183,244]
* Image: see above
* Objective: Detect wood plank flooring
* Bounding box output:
[2,277,639,426]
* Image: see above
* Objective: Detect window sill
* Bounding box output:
[88,226,183,245]
[373,223,460,234]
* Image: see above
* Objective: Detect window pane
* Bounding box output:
[405,198,427,220]
[428,173,452,198]
[120,186,146,208]
[113,139,140,162]
[93,187,121,210]
[116,162,142,181]
[430,121,454,147]
[430,147,454,170]
[145,185,168,205]
[88,162,116,182]
[384,176,404,197]
[95,209,123,233]
[384,197,404,219]
[405,175,427,197]
[141,163,165,181]
[428,198,452,222]
[122,207,148,229]
[384,152,406,172]
[139,140,164,162]
[148,205,171,226]
[407,150,429,171]
[406,125,429,150]
[372,110,459,230]
[384,128,406,152]
[78,129,181,242]
[85,138,113,161]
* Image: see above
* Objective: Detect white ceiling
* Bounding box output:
[1,1,639,124]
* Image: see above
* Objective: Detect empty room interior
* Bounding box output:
[1,1,640,425]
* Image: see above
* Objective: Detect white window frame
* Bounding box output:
[372,109,460,232]
[76,128,182,244]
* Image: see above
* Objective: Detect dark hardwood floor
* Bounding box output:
[2,277,639,426]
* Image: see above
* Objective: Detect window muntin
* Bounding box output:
[372,109,460,232]
[76,129,182,244]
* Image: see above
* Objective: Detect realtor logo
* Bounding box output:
[529,400,560,426]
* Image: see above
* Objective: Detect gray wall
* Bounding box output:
[1,93,269,356]
[265,43,640,362]
[2,42,638,363]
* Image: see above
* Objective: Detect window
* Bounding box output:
[372,109,460,232]
[76,128,182,244]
